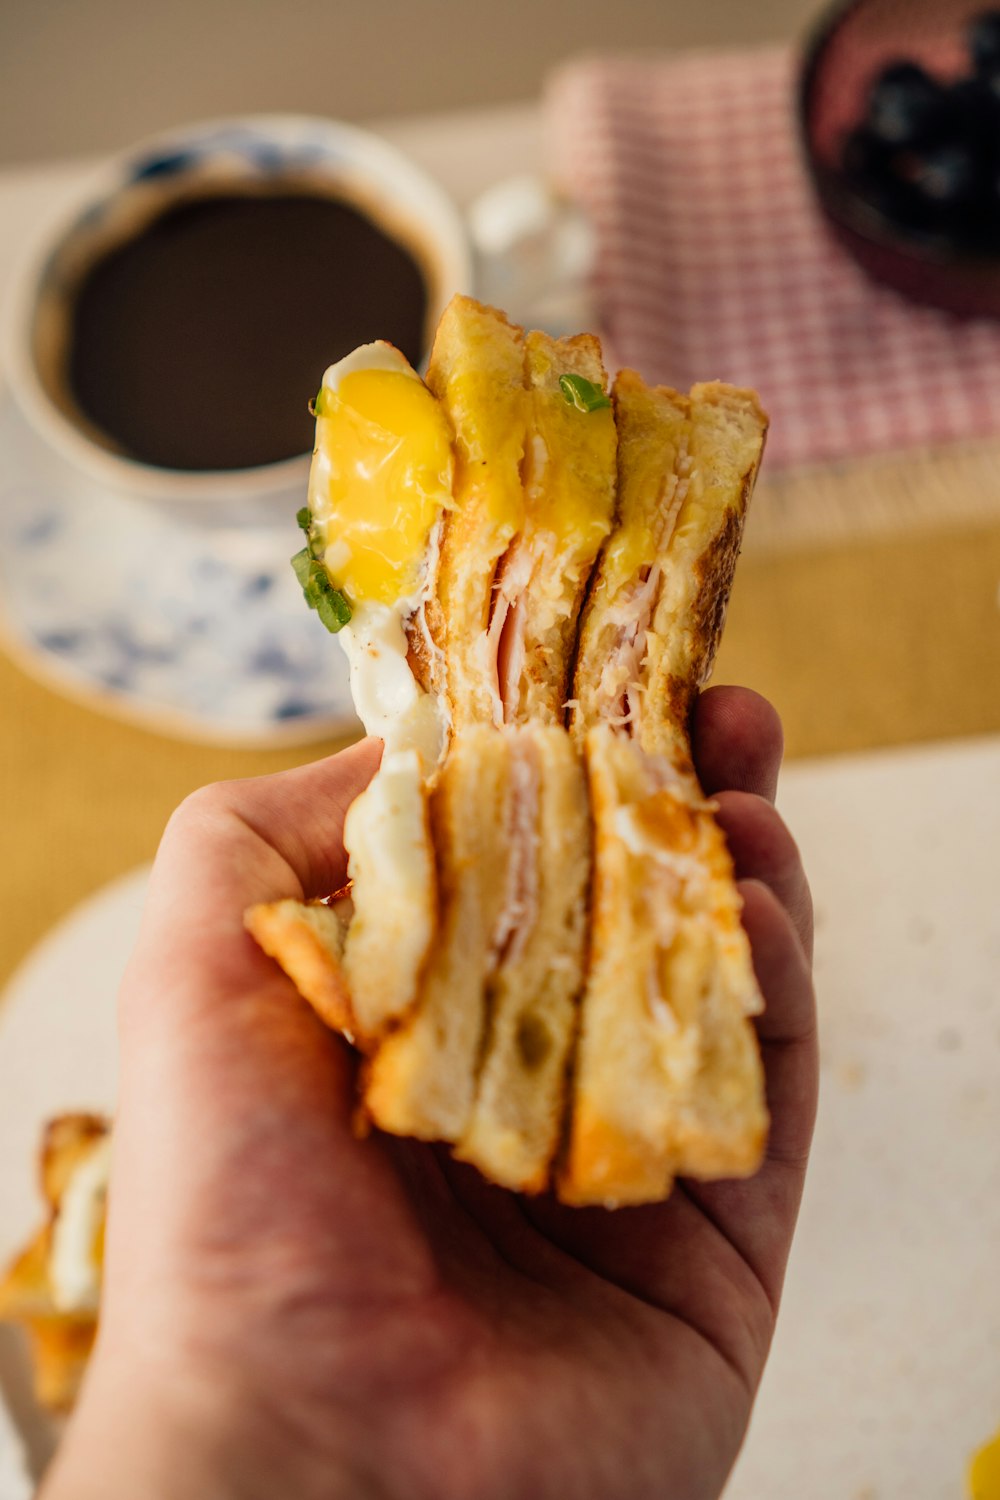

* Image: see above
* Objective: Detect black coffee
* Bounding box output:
[66,189,430,471]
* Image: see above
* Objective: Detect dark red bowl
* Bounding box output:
[800,0,1000,316]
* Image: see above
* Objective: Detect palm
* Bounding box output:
[82,689,816,1500]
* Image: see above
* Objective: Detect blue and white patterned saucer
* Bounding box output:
[0,394,357,745]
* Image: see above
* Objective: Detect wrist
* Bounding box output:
[41,1351,373,1500]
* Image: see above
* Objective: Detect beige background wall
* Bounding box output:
[1,0,821,166]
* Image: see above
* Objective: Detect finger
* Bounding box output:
[693,686,783,804]
[738,877,819,1202]
[527,881,817,1341]
[715,791,813,960]
[160,735,382,907]
[682,880,818,1312]
[123,736,379,1031]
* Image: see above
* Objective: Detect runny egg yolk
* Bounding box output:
[310,369,453,607]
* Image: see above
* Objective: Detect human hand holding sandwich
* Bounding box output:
[43,685,816,1500]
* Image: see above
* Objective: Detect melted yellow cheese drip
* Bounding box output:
[529,386,616,563]
[970,1428,1000,1499]
[310,369,453,607]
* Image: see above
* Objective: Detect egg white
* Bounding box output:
[342,748,436,1035]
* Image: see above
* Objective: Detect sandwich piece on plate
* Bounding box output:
[0,1114,110,1412]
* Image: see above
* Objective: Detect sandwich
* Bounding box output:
[0,1114,109,1413]
[0,298,769,1417]
[249,294,770,1206]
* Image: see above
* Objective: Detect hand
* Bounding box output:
[44,687,817,1500]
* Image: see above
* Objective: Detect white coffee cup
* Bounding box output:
[4,115,474,527]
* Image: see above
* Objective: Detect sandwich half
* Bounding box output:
[249,306,771,1208]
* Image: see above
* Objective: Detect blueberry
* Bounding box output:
[842,126,931,229]
[866,61,949,148]
[947,76,1000,151]
[907,141,982,207]
[968,10,1000,75]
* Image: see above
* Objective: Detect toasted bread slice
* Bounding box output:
[244,898,354,1036]
[559,727,767,1207]
[456,726,590,1192]
[492,331,617,725]
[363,726,513,1140]
[426,296,529,729]
[640,382,768,762]
[341,749,436,1041]
[571,374,767,762]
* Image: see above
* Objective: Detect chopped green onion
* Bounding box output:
[290,548,352,632]
[309,388,327,418]
[296,506,312,532]
[291,546,313,588]
[559,373,611,413]
[315,588,352,632]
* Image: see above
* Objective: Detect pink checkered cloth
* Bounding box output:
[545,48,1000,472]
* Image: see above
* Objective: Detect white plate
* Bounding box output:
[1,739,999,1497]
[0,394,357,748]
[0,866,145,1267]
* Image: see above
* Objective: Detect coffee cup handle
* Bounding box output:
[466,174,596,337]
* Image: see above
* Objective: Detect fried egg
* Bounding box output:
[307,343,454,766]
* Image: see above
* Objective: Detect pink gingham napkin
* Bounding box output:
[546,48,1000,471]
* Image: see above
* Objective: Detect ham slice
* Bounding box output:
[488,737,539,970]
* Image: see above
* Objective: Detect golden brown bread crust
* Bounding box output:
[243,899,355,1039]
[40,1114,108,1208]
[558,726,767,1207]
[570,373,768,769]
[640,382,768,765]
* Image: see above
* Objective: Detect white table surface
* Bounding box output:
[1,733,998,1497]
[1,110,998,1498]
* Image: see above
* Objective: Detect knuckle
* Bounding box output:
[164,780,239,839]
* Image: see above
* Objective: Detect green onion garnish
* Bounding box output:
[559,373,611,413]
[290,547,352,632]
